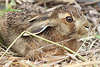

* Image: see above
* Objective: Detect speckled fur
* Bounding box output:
[0,4,91,61]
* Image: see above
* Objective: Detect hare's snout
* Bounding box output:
[74,20,91,39]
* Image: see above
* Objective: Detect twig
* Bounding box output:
[6,0,8,9]
[24,31,87,61]
[80,0,100,6]
[66,61,100,67]
[0,31,25,59]
[0,31,87,62]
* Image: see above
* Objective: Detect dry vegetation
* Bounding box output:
[0,0,100,67]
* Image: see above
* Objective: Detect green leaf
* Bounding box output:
[0,8,22,16]
[7,0,16,9]
[95,35,100,39]
[5,9,22,12]
[10,0,16,6]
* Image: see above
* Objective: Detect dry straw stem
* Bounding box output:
[6,0,8,9]
[66,61,100,67]
[24,31,87,61]
[0,31,87,62]
[0,31,25,59]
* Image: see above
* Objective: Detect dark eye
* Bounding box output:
[85,26,89,28]
[65,16,73,23]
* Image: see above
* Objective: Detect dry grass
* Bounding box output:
[0,0,100,67]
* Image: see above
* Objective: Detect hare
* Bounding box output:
[0,4,92,61]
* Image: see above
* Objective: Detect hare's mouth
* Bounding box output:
[67,30,77,38]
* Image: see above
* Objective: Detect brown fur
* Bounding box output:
[0,4,91,61]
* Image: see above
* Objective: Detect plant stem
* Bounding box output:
[25,31,87,61]
[0,31,25,59]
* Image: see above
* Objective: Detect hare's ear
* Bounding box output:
[23,20,56,36]
[23,25,49,36]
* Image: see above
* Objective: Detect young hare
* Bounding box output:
[0,5,91,61]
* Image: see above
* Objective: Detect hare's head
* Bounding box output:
[23,5,92,39]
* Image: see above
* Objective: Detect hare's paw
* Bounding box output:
[25,50,43,61]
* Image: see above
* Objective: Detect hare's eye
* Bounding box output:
[85,26,89,28]
[84,25,90,31]
[65,16,73,23]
